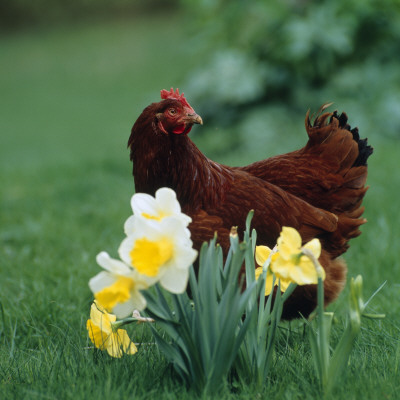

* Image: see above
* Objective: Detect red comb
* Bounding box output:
[160,88,195,113]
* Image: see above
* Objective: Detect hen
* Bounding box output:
[128,88,373,319]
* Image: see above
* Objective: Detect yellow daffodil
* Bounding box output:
[119,217,197,294]
[86,301,137,358]
[124,188,192,236]
[255,245,291,295]
[89,252,153,318]
[271,227,325,285]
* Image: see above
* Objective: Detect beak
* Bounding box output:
[186,113,203,125]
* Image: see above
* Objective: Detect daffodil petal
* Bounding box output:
[255,266,276,296]
[264,272,276,296]
[290,261,318,285]
[155,187,180,213]
[87,302,115,342]
[129,188,191,226]
[107,335,124,358]
[96,251,132,275]
[119,237,133,266]
[168,245,198,270]
[278,227,302,259]
[124,215,136,235]
[90,301,115,328]
[255,267,263,280]
[278,277,292,292]
[271,258,292,279]
[92,300,106,314]
[282,227,302,247]
[95,276,134,311]
[159,266,189,294]
[131,193,158,218]
[87,319,109,350]
[89,271,117,295]
[113,296,143,319]
[118,329,138,355]
[303,238,322,259]
[255,245,272,267]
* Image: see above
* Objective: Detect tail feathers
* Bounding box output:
[305,108,374,169]
[328,185,368,214]
[246,106,372,259]
[321,212,366,258]
[342,166,368,189]
[330,111,373,167]
[304,106,372,256]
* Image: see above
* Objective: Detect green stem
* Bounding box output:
[317,277,328,389]
[115,315,155,329]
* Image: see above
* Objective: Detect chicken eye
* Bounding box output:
[168,108,177,116]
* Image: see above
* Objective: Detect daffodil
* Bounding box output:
[271,227,326,285]
[255,245,291,295]
[86,301,137,358]
[124,187,192,236]
[119,217,197,294]
[89,252,153,318]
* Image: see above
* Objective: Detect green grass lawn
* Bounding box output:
[1,12,399,400]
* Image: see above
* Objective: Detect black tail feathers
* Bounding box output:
[331,111,373,167]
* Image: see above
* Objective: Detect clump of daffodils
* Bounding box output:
[87,188,197,357]
[255,226,326,295]
[85,195,378,395]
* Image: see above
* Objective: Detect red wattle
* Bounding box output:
[173,124,190,135]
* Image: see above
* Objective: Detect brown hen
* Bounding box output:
[128,88,373,319]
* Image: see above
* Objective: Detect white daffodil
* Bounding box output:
[89,252,153,318]
[119,217,198,294]
[124,187,192,235]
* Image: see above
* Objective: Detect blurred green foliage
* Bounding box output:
[3,0,399,153]
[180,0,400,161]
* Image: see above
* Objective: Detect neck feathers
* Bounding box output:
[129,122,230,210]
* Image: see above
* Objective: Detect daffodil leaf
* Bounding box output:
[308,327,323,383]
[326,321,359,394]
[172,295,203,372]
[363,280,386,309]
[151,327,190,378]
[188,266,199,301]
[281,282,296,302]
[143,286,175,322]
[245,210,254,233]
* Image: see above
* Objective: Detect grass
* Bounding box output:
[1,11,400,400]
